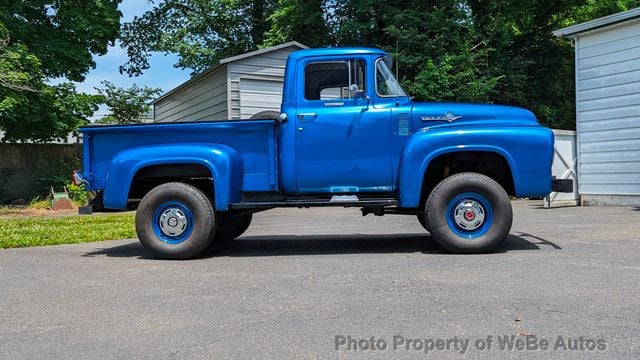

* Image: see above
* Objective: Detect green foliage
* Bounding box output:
[66,182,87,205]
[467,0,639,129]
[0,24,43,93]
[0,214,136,249]
[0,167,15,203]
[122,0,640,130]
[334,1,477,79]
[407,53,503,104]
[120,0,278,76]
[264,0,332,47]
[28,197,52,209]
[0,1,120,142]
[95,81,161,124]
[1,82,103,142]
[0,0,121,81]
[28,155,80,200]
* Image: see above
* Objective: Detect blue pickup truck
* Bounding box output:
[76,47,571,259]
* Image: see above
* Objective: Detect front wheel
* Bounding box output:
[135,182,216,259]
[425,173,512,253]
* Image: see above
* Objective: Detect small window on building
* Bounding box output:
[304,60,366,101]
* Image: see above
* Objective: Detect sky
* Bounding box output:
[60,0,192,118]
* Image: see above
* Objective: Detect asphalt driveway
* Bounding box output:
[0,201,638,359]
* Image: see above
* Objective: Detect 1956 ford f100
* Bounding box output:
[75,47,572,259]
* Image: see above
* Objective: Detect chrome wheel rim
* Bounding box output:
[452,199,486,231]
[158,207,189,237]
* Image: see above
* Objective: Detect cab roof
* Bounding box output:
[288,47,388,61]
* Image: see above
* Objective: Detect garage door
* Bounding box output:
[239,79,283,119]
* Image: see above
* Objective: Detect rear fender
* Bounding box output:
[102,143,243,210]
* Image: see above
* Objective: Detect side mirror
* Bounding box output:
[355,89,370,107]
[349,84,359,98]
[349,84,369,107]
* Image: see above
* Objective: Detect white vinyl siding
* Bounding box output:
[228,47,295,119]
[576,19,640,196]
[154,67,228,122]
[153,42,304,123]
[239,79,283,118]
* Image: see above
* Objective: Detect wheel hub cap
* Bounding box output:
[158,208,188,237]
[453,199,486,231]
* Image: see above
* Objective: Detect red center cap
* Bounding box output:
[464,210,475,221]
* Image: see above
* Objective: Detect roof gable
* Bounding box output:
[554,7,640,38]
[219,41,308,64]
[154,42,308,104]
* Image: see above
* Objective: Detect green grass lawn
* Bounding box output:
[0,214,136,249]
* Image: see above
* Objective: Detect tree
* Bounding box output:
[328,0,639,128]
[95,81,161,124]
[119,0,278,76]
[0,24,103,142]
[0,25,41,93]
[264,0,333,47]
[306,1,501,104]
[0,0,121,81]
[468,0,640,129]
[1,82,102,142]
[121,0,640,130]
[0,1,121,142]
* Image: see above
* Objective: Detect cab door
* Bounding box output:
[295,57,393,193]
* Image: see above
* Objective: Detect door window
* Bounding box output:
[304,60,366,101]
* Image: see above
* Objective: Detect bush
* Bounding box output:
[0,167,16,204]
[28,197,51,209]
[28,156,80,200]
[66,182,87,205]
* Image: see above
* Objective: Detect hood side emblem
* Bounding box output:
[421,111,463,123]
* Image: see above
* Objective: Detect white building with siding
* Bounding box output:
[554,8,640,206]
[153,42,307,122]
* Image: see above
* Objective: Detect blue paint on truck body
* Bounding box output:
[80,47,554,212]
[82,121,276,210]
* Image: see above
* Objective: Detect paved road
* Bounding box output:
[0,201,639,359]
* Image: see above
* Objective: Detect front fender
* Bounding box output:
[398,126,554,208]
[103,143,243,211]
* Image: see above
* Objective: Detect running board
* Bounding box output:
[230,197,398,209]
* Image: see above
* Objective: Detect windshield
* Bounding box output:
[375,58,407,97]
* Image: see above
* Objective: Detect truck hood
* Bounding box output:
[410,102,539,129]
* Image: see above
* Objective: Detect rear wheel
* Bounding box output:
[135,182,215,259]
[417,212,430,232]
[213,212,252,242]
[425,172,512,253]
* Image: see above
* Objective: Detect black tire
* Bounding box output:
[425,172,512,253]
[250,110,280,121]
[135,182,216,259]
[213,212,252,242]
[417,212,430,232]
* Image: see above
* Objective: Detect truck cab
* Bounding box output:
[279,48,403,194]
[77,47,571,259]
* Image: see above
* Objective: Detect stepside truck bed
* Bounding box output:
[81,120,279,204]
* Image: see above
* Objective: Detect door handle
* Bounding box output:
[297,113,317,121]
